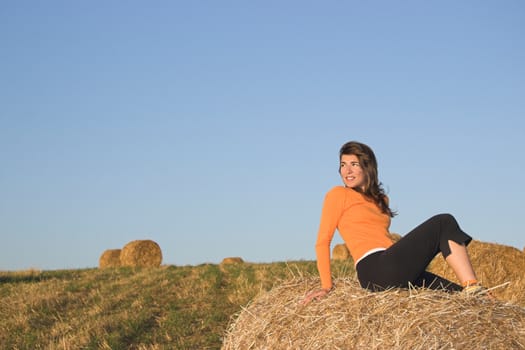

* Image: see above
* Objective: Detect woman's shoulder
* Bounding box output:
[327,185,345,193]
[325,186,360,199]
[325,185,344,195]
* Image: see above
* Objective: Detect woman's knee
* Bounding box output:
[432,213,456,224]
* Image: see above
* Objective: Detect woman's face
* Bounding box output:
[340,154,366,190]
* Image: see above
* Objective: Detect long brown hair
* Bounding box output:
[339,141,396,217]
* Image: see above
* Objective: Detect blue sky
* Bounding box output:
[1,1,524,271]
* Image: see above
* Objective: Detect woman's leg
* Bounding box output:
[356,213,474,290]
[445,240,477,285]
[413,271,462,292]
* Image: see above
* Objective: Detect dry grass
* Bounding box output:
[99,249,122,268]
[120,240,162,267]
[222,277,525,350]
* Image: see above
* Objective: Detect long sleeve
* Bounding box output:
[315,187,345,290]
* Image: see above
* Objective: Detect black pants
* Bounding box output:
[356,213,472,292]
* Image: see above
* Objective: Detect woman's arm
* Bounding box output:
[315,188,344,290]
[301,188,344,304]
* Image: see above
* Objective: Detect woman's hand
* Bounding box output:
[300,287,332,305]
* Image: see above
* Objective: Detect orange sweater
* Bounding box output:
[315,186,393,289]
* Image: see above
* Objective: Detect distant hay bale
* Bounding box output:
[120,240,162,267]
[222,277,525,350]
[388,232,402,242]
[331,244,350,260]
[221,257,244,265]
[99,249,121,268]
[427,240,525,305]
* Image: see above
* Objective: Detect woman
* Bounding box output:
[303,141,486,304]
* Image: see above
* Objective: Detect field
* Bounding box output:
[0,260,350,349]
[1,240,523,349]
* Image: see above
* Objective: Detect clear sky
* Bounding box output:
[1,1,524,271]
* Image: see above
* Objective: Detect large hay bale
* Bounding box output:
[222,277,525,350]
[427,240,525,305]
[99,249,121,268]
[221,257,244,265]
[331,244,350,260]
[120,240,162,267]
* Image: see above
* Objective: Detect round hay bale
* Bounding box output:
[331,244,350,260]
[120,240,162,267]
[222,277,525,350]
[221,257,244,265]
[99,249,121,268]
[427,240,525,305]
[388,232,402,242]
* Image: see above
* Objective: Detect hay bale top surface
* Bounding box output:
[99,249,121,268]
[222,277,525,350]
[120,240,162,267]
